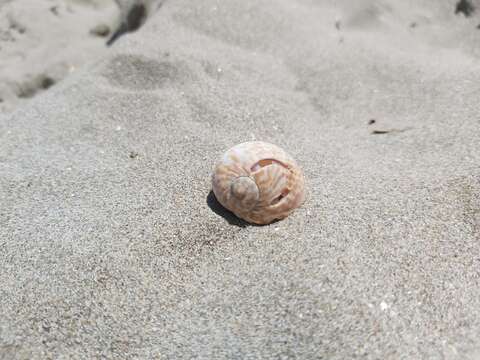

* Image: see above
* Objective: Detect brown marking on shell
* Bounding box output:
[211,141,306,225]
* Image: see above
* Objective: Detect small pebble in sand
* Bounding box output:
[90,24,111,37]
[129,151,139,159]
[211,141,306,225]
[380,301,390,311]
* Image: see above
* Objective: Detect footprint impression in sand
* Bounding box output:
[0,0,158,113]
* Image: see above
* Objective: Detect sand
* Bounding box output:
[1,0,480,358]
[0,0,146,113]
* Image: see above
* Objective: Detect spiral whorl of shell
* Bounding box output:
[212,141,306,225]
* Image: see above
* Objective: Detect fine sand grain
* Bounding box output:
[1,0,480,358]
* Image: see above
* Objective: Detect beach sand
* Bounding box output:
[1,0,480,358]
[0,0,119,113]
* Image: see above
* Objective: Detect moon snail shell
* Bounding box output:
[212,141,306,225]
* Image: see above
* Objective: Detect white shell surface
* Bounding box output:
[212,141,306,224]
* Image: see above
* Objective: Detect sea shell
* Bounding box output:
[212,141,306,225]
